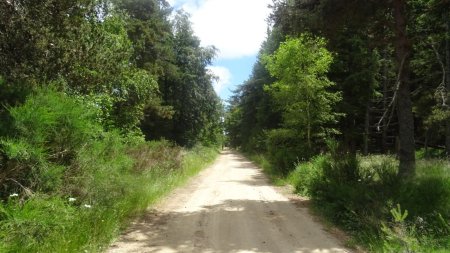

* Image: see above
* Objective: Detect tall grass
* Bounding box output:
[286,147,450,252]
[244,138,450,252]
[0,89,218,252]
[0,143,217,253]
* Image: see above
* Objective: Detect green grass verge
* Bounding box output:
[0,144,218,253]
[245,150,450,252]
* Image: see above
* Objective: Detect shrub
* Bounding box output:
[0,96,218,252]
[321,140,360,184]
[288,155,326,196]
[0,88,102,195]
[266,128,308,174]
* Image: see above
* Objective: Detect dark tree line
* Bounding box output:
[226,0,450,177]
[0,0,223,147]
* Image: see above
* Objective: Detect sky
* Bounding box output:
[168,0,272,101]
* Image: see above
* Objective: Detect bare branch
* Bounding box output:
[429,37,447,107]
[376,54,407,132]
[6,178,34,197]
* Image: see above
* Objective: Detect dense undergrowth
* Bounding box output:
[0,89,218,252]
[248,144,450,252]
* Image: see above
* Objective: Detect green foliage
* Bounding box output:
[287,152,450,251]
[226,0,450,251]
[266,128,305,174]
[0,89,218,251]
[416,148,447,160]
[110,68,159,133]
[0,88,102,194]
[0,1,222,251]
[0,1,221,146]
[0,195,77,252]
[0,143,217,253]
[264,35,342,149]
[287,155,326,196]
[321,140,360,184]
[224,29,281,153]
[163,11,221,147]
[381,204,421,253]
[235,34,343,177]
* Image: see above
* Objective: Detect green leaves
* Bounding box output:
[0,0,222,147]
[264,35,333,81]
[391,204,409,222]
[263,35,342,148]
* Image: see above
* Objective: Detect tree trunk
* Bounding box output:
[306,100,311,149]
[393,0,415,177]
[382,50,389,153]
[363,101,370,155]
[445,18,450,156]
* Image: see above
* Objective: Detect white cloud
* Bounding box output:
[208,66,232,94]
[180,0,272,59]
[167,0,181,6]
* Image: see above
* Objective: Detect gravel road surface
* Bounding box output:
[108,150,350,253]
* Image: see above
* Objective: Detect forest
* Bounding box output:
[0,0,221,252]
[1,0,450,252]
[225,0,450,252]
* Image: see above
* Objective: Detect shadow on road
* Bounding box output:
[108,149,349,253]
[110,199,347,253]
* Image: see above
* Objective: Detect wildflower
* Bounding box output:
[9,193,19,197]
[68,197,76,202]
[84,204,92,208]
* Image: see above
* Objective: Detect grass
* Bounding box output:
[0,88,219,252]
[245,148,450,252]
[0,143,218,252]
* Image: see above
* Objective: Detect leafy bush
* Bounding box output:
[288,155,326,196]
[266,128,307,174]
[0,88,102,195]
[0,88,219,252]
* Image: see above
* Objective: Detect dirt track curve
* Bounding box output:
[108,150,351,253]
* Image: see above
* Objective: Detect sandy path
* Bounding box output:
[108,150,351,253]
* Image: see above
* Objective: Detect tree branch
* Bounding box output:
[430,37,448,107]
[376,54,407,132]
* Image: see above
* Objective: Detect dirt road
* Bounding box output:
[108,150,350,253]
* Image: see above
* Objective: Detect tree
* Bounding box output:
[139,11,222,146]
[224,28,282,152]
[264,35,341,149]
[393,0,415,176]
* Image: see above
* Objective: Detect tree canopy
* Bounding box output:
[0,0,223,146]
[226,0,450,177]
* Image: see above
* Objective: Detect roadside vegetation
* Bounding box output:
[247,145,450,252]
[288,146,450,252]
[226,0,450,252]
[0,1,222,252]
